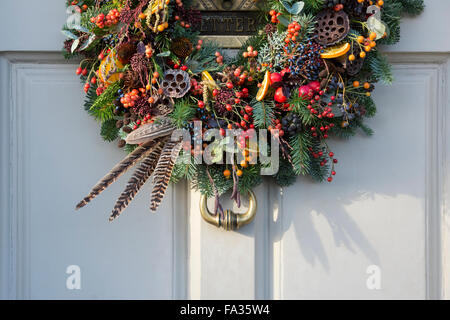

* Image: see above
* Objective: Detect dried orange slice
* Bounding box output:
[320,42,351,59]
[98,50,124,85]
[256,71,271,101]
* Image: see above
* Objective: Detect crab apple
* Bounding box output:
[274,87,288,103]
[280,68,290,77]
[270,72,282,87]
[298,85,311,98]
[308,81,321,92]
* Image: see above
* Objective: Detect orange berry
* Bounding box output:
[157,24,165,32]
[360,51,366,58]
[369,32,377,40]
[366,92,371,97]
[353,81,360,88]
[348,54,356,61]
[364,45,371,52]
[148,97,155,104]
[240,160,248,168]
[364,82,370,89]
[223,169,231,177]
[370,41,377,48]
[357,36,364,43]
[378,0,384,6]
[236,169,243,177]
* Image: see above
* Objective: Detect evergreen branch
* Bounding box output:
[251,99,275,129]
[169,98,196,128]
[100,119,119,142]
[367,51,393,85]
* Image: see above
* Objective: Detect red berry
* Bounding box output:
[90,77,97,84]
[327,177,333,182]
[76,67,82,75]
[329,152,334,157]
[181,65,188,71]
[225,104,232,111]
[173,64,179,69]
[81,68,88,76]
[198,101,205,108]
[220,128,226,136]
[226,82,233,89]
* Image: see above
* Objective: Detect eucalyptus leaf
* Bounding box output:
[79,34,97,51]
[72,24,90,33]
[282,1,304,15]
[157,51,171,57]
[71,38,80,53]
[277,15,290,27]
[61,30,78,40]
[281,1,304,15]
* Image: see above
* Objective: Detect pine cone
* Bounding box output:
[117,42,136,65]
[171,38,193,59]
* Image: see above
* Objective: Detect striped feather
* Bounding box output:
[109,140,165,221]
[125,117,175,145]
[150,140,183,212]
[75,140,157,210]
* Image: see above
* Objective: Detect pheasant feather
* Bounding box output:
[75,140,157,210]
[150,140,183,211]
[125,117,175,145]
[109,140,165,221]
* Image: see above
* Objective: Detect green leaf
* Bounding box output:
[71,39,80,53]
[79,34,97,51]
[277,15,290,27]
[61,30,78,40]
[282,1,304,15]
[72,24,90,33]
[157,51,171,57]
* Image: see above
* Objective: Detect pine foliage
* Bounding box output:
[252,99,275,129]
[169,98,196,128]
[367,51,393,85]
[274,158,297,187]
[89,81,120,121]
[100,119,119,142]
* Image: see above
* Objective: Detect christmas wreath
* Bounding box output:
[63,0,424,227]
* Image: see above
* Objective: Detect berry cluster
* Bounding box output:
[287,40,324,81]
[242,46,258,59]
[90,9,120,29]
[120,89,143,108]
[285,21,301,43]
[281,113,302,137]
[269,10,281,24]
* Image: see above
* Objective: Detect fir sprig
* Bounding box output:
[251,99,275,129]
[170,98,196,128]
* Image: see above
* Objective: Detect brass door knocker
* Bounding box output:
[200,191,257,231]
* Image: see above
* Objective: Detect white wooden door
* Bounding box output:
[1,0,449,300]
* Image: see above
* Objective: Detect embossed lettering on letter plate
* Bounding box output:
[192,0,261,48]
